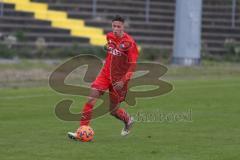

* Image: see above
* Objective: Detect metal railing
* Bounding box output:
[145,0,150,23]
[92,0,97,18]
[91,0,151,23]
[0,0,3,17]
[231,0,237,28]
[0,0,236,27]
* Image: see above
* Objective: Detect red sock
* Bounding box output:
[80,103,93,126]
[115,108,130,124]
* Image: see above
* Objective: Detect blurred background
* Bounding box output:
[0,0,240,56]
[0,0,240,88]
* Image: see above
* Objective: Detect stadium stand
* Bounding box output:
[202,0,240,54]
[31,0,175,49]
[0,0,239,55]
[0,3,90,49]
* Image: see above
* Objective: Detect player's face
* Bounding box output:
[112,21,124,38]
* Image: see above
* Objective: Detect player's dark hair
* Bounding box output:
[112,15,125,23]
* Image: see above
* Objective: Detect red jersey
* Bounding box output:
[101,32,139,84]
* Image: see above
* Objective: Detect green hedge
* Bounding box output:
[0,43,106,59]
[224,39,240,62]
[0,43,171,62]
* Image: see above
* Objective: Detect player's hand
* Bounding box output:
[113,81,124,90]
[104,41,116,51]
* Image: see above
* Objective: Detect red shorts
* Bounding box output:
[91,73,128,103]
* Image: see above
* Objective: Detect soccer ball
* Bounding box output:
[76,125,94,142]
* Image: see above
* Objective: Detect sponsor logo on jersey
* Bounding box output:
[109,48,123,56]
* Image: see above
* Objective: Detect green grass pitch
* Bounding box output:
[1,76,240,160]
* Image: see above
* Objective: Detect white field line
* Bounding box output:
[0,94,55,100]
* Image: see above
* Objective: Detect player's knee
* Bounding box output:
[87,96,97,106]
[110,110,117,116]
[109,106,119,116]
[109,101,119,116]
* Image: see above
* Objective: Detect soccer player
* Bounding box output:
[68,15,139,139]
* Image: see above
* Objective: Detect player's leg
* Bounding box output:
[80,72,110,126]
[109,82,130,123]
[109,100,129,123]
[68,88,103,140]
[109,92,134,136]
[68,73,109,140]
[80,88,104,126]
